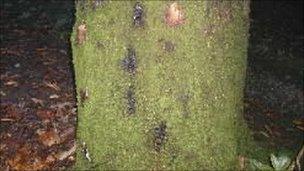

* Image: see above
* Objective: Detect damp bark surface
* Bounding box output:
[72,1,251,170]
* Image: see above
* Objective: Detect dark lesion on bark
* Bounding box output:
[126,85,136,115]
[77,0,105,11]
[204,0,226,17]
[133,2,144,27]
[177,92,191,117]
[92,0,105,10]
[163,41,175,52]
[153,121,167,152]
[122,48,137,76]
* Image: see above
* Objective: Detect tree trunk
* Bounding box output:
[72,1,251,170]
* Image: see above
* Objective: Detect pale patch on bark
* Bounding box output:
[165,2,185,27]
[77,24,87,45]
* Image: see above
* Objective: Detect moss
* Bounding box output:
[72,1,252,170]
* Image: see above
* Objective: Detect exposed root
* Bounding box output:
[288,143,304,171]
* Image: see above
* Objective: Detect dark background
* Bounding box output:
[0,0,303,170]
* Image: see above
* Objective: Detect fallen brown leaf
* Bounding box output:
[44,80,60,91]
[0,91,6,96]
[59,127,75,142]
[55,143,76,161]
[0,104,20,120]
[4,81,18,87]
[31,98,44,106]
[35,47,47,51]
[296,126,304,131]
[238,155,246,171]
[0,118,15,122]
[49,94,59,99]
[293,118,304,128]
[37,130,61,147]
[264,125,273,136]
[260,131,270,138]
[45,155,56,164]
[8,145,46,170]
[36,109,55,121]
[1,49,23,56]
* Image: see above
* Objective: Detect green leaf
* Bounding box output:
[249,159,273,171]
[270,154,291,171]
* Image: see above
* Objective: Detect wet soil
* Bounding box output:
[0,0,76,170]
[0,0,303,170]
[244,1,303,151]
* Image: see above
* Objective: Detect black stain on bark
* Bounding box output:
[126,85,136,115]
[133,2,144,27]
[122,48,137,76]
[153,121,167,152]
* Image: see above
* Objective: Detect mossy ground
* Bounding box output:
[71,1,252,170]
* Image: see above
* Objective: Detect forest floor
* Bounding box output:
[244,1,303,161]
[0,0,303,170]
[0,0,77,170]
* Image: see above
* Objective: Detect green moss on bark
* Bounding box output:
[72,1,252,170]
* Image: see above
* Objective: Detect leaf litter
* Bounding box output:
[0,0,77,170]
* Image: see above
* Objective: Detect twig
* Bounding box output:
[296,144,304,171]
[50,102,72,109]
[0,118,15,122]
[288,143,304,171]
[81,142,92,162]
[50,102,73,115]
[44,80,61,91]
[56,143,76,160]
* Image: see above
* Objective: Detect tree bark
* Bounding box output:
[72,1,251,170]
